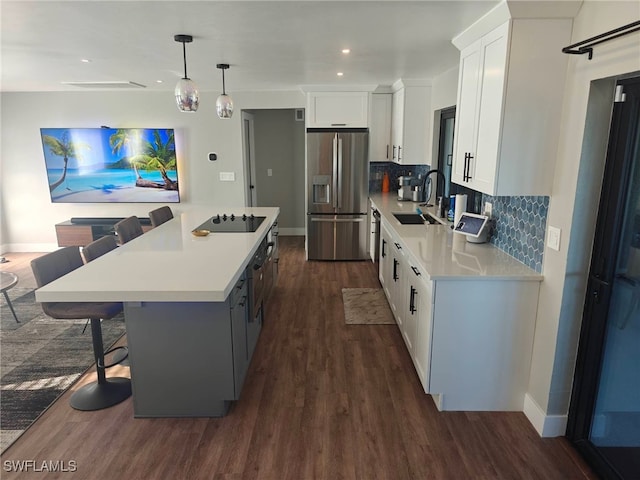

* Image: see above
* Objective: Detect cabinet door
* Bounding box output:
[307,92,369,128]
[413,275,434,393]
[470,21,509,194]
[402,262,420,355]
[369,94,392,162]
[389,240,406,328]
[379,222,393,296]
[230,288,249,399]
[391,89,405,163]
[452,40,482,186]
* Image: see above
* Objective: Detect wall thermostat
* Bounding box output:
[208,152,217,161]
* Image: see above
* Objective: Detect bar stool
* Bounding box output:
[114,216,143,245]
[31,246,131,411]
[81,235,129,365]
[149,206,174,227]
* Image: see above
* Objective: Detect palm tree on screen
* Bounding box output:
[109,129,143,181]
[42,131,89,192]
[129,129,178,190]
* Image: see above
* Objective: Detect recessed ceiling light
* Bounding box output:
[342,49,351,54]
[337,72,344,77]
[156,80,163,83]
[81,59,91,63]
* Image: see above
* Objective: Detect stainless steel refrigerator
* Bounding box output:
[306,128,369,260]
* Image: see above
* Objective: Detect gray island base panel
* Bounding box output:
[125,301,242,417]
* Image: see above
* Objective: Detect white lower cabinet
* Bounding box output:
[408,265,433,393]
[378,218,538,411]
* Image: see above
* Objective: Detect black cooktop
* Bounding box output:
[195,214,266,233]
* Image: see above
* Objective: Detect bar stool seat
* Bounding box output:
[31,247,131,411]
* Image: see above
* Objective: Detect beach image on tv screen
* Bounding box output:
[40,128,180,203]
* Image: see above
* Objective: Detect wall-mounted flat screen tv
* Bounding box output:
[40,128,180,203]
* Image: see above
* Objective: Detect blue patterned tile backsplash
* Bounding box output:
[481,194,549,273]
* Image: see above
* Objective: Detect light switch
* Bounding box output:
[547,226,561,251]
[267,168,273,177]
[219,172,235,182]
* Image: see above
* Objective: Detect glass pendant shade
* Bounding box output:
[174,34,198,113]
[216,94,234,119]
[175,77,199,112]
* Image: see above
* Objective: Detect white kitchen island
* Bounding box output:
[370,193,542,411]
[36,206,280,417]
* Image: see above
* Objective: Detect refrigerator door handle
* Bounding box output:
[337,137,343,210]
[332,134,338,209]
[310,217,365,223]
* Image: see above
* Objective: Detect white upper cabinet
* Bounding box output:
[451,15,571,196]
[369,93,392,162]
[390,81,431,165]
[306,92,369,128]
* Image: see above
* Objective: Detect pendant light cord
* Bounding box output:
[182,41,188,79]
[222,68,226,95]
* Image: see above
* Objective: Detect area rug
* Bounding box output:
[342,288,395,325]
[0,288,126,453]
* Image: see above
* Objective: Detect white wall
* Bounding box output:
[0,90,304,252]
[525,0,640,434]
[428,65,459,167]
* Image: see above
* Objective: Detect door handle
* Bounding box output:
[337,137,343,210]
[332,134,338,209]
[310,217,364,223]
[409,286,417,314]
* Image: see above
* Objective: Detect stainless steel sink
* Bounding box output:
[393,213,437,225]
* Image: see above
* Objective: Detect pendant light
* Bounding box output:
[174,34,199,112]
[216,63,234,119]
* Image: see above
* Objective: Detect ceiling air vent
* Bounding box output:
[61,81,147,89]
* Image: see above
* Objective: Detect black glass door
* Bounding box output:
[568,77,640,480]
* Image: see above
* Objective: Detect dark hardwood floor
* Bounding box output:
[0,238,596,479]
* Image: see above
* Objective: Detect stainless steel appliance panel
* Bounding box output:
[307,131,337,215]
[335,131,369,214]
[307,214,368,260]
[306,128,369,260]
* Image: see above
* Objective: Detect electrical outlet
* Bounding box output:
[219,172,235,182]
[548,226,561,251]
[484,202,492,217]
[267,168,273,177]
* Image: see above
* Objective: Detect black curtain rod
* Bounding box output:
[562,19,640,60]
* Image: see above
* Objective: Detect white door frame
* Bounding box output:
[241,111,257,207]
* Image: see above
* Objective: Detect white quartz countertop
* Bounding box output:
[370,193,542,281]
[36,206,280,303]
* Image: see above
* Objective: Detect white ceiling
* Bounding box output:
[0,1,502,93]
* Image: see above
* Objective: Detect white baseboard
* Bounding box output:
[2,243,59,253]
[523,393,568,437]
[279,227,305,236]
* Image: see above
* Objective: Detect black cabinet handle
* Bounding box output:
[386,145,389,159]
[411,266,421,276]
[394,242,402,250]
[393,259,398,281]
[464,152,474,181]
[381,239,387,258]
[238,295,247,307]
[409,286,417,314]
